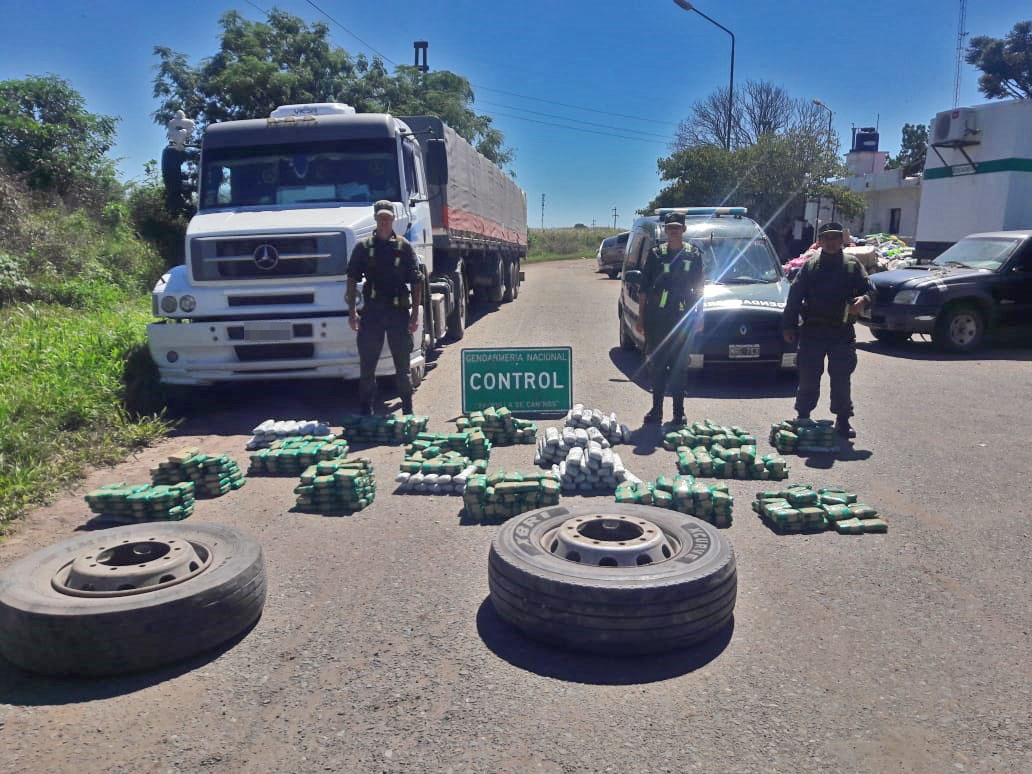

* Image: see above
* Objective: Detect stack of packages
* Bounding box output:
[614,476,733,528]
[85,481,195,523]
[395,432,489,495]
[246,419,333,451]
[151,448,247,497]
[294,457,375,514]
[340,414,430,445]
[462,471,561,523]
[536,426,614,465]
[563,404,632,445]
[769,419,840,454]
[552,442,636,494]
[676,443,789,480]
[662,420,757,452]
[456,407,537,445]
[752,485,887,534]
[248,436,350,476]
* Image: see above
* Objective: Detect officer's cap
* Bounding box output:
[663,212,686,228]
[818,221,844,236]
[373,200,395,217]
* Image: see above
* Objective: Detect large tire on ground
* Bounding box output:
[488,504,736,654]
[607,270,619,279]
[871,329,911,346]
[488,255,505,303]
[0,522,266,676]
[502,259,516,303]
[933,303,985,353]
[445,271,466,341]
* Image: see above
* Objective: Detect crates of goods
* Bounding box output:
[248,436,350,476]
[463,471,562,523]
[294,457,376,514]
[85,481,196,524]
[151,448,247,497]
[340,414,429,444]
[456,406,537,445]
[751,485,886,534]
[613,476,733,528]
[769,418,840,454]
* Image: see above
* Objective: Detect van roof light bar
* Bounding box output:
[654,206,748,217]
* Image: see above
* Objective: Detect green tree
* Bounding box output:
[127,161,190,269]
[965,20,1032,100]
[153,9,511,165]
[885,123,928,177]
[0,75,119,205]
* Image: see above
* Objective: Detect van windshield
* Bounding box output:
[659,234,781,283]
[200,138,401,209]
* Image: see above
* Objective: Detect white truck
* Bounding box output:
[915,99,1032,262]
[149,103,527,387]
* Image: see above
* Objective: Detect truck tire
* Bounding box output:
[488,504,736,655]
[933,303,984,353]
[502,259,516,303]
[512,259,520,299]
[0,522,266,676]
[445,271,466,341]
[422,277,436,353]
[489,255,505,303]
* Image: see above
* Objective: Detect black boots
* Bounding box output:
[643,407,662,424]
[835,416,856,439]
[671,397,685,427]
[400,398,413,415]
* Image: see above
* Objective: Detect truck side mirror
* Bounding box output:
[624,269,642,286]
[161,146,187,213]
[426,139,448,186]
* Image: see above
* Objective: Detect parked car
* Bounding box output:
[617,208,797,371]
[860,229,1032,352]
[596,232,629,278]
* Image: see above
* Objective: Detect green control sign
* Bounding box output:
[461,347,572,413]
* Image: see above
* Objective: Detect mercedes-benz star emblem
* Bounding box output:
[253,244,279,271]
[739,324,749,336]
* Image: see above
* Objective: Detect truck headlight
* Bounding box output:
[892,289,921,305]
[179,295,197,313]
[160,295,178,313]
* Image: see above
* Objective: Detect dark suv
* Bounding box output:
[861,230,1032,352]
[618,207,796,371]
[596,232,629,278]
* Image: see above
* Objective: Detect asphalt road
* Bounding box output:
[1,258,1030,773]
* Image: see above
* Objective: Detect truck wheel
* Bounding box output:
[422,278,436,353]
[0,522,266,676]
[489,504,736,655]
[489,256,505,303]
[511,260,520,300]
[445,271,466,341]
[502,259,516,303]
[871,330,911,346]
[933,304,984,353]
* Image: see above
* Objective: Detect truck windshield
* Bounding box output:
[931,237,1019,271]
[658,233,781,283]
[200,139,401,209]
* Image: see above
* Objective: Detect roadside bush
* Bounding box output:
[527,227,621,261]
[127,169,189,269]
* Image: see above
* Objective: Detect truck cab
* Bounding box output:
[149,103,445,386]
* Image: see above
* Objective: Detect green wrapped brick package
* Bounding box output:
[340,414,429,445]
[752,485,885,535]
[249,437,350,477]
[614,476,733,528]
[769,418,840,454]
[294,457,376,514]
[85,481,196,524]
[151,447,246,498]
[663,420,757,452]
[456,407,538,445]
[462,471,561,523]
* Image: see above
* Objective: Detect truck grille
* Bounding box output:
[227,294,315,306]
[234,344,315,361]
[190,232,347,282]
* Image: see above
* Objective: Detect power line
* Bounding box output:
[471,83,679,126]
[475,99,673,140]
[303,0,396,65]
[480,108,669,145]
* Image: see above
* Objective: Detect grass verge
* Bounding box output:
[0,291,174,534]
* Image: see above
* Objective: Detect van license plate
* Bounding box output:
[244,324,292,341]
[729,344,760,359]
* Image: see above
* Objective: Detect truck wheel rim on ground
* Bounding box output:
[543,513,677,567]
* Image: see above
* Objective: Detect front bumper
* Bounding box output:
[146,315,423,386]
[597,257,622,273]
[859,304,938,335]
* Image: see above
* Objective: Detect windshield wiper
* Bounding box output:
[938,260,972,269]
[722,276,774,284]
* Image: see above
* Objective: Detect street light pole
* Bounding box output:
[811,99,834,233]
[673,1,735,152]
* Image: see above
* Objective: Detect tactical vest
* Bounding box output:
[802,252,859,326]
[653,245,700,314]
[362,235,412,310]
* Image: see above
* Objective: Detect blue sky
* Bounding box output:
[2,0,1028,228]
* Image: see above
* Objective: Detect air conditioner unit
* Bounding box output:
[931,108,980,146]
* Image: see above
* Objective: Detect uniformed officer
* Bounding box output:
[782,222,873,438]
[346,200,423,416]
[635,212,705,425]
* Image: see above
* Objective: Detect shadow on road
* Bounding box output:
[856,329,1032,362]
[800,443,874,469]
[0,620,259,706]
[475,598,732,685]
[608,348,797,399]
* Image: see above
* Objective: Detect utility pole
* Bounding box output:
[413,41,429,72]
[541,194,545,230]
[611,207,618,229]
[591,218,596,228]
[953,0,968,108]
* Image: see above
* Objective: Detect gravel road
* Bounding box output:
[1,258,1029,773]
